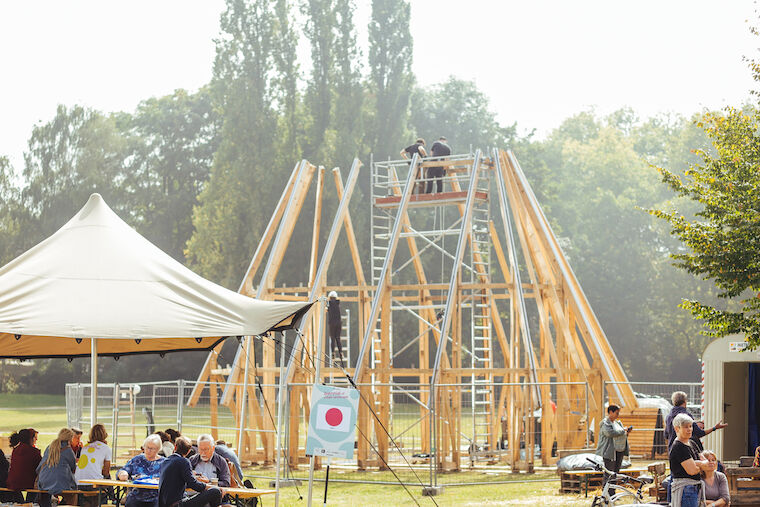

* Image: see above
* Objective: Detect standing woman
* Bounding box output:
[6,428,41,502]
[37,428,77,507]
[702,450,729,507]
[595,405,631,475]
[669,413,709,507]
[74,424,112,507]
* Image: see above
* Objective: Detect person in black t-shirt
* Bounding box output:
[426,136,451,193]
[669,413,709,507]
[400,138,427,194]
[327,291,344,366]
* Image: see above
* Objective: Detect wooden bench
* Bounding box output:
[0,486,100,505]
[725,467,760,505]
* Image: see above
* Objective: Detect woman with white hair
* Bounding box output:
[669,412,710,507]
[117,434,165,507]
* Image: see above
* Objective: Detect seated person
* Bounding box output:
[70,428,83,458]
[214,440,243,483]
[117,434,165,507]
[158,436,222,507]
[188,435,230,487]
[7,428,41,503]
[36,428,77,507]
[74,424,111,491]
[156,431,174,458]
[701,450,729,507]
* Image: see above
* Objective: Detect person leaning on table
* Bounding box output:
[118,434,165,507]
[669,412,710,507]
[595,404,631,476]
[158,436,223,507]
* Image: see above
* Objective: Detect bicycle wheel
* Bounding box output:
[609,489,641,505]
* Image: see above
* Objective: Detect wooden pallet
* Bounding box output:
[619,407,662,459]
[559,469,645,495]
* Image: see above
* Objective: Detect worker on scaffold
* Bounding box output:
[327,291,344,367]
[400,138,427,194]
[426,136,451,194]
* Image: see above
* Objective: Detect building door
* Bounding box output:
[723,362,748,460]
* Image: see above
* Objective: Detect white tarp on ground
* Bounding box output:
[0,193,311,358]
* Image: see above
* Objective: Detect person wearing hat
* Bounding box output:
[427,136,451,194]
[327,292,344,366]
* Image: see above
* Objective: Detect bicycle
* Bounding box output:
[586,458,653,506]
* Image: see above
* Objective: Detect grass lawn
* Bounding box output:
[264,476,590,506]
[0,393,68,450]
[0,394,600,505]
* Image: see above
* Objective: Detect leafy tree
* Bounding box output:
[409,77,516,153]
[0,157,26,265]
[331,0,365,169]
[122,88,219,262]
[302,0,336,163]
[21,105,130,247]
[187,0,282,288]
[649,105,760,348]
[366,0,414,159]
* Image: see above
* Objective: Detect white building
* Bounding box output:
[701,335,760,461]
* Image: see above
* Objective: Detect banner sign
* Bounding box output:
[729,341,749,353]
[306,383,359,459]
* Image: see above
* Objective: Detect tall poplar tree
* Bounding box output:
[187,0,280,288]
[367,0,414,159]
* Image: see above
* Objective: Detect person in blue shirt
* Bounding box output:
[158,436,222,507]
[213,441,242,483]
[117,434,165,507]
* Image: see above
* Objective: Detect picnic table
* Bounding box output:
[559,467,648,497]
[79,478,275,505]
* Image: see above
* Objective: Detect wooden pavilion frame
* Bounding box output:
[188,149,652,472]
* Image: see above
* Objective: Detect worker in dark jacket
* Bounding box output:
[426,136,451,194]
[327,291,344,366]
[664,391,726,452]
[158,437,222,507]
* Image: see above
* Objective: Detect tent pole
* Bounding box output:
[91,338,98,425]
[274,333,286,507]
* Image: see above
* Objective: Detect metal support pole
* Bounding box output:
[238,336,251,458]
[307,302,327,506]
[90,338,98,425]
[585,382,590,449]
[112,383,120,457]
[177,379,185,433]
[274,333,287,507]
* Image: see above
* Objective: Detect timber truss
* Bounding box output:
[188,150,649,471]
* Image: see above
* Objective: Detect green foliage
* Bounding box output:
[123,88,220,262]
[366,0,414,159]
[410,77,516,152]
[649,106,760,348]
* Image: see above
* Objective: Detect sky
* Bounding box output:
[1,0,758,173]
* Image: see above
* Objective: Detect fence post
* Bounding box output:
[177,379,185,433]
[112,383,120,456]
[584,382,590,449]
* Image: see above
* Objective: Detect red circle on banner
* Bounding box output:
[325,407,343,426]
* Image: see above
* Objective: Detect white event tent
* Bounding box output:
[0,193,313,421]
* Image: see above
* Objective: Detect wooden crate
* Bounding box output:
[725,467,760,505]
[618,407,662,459]
[559,470,604,494]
